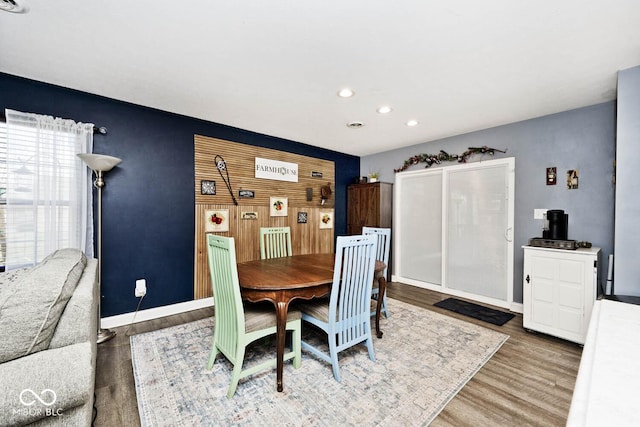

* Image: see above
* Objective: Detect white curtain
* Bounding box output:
[4,109,94,270]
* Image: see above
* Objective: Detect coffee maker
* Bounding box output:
[543,209,568,240]
[530,209,577,249]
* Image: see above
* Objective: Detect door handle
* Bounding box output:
[526,274,530,284]
[504,227,513,242]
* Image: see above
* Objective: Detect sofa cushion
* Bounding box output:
[0,248,87,363]
[0,341,94,426]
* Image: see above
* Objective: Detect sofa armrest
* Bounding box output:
[0,342,95,426]
[49,259,98,349]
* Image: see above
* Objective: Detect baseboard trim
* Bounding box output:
[101,297,214,329]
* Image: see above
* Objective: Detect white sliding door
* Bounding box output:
[394,158,514,307]
[444,161,513,302]
[396,171,442,285]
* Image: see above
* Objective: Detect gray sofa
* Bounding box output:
[0,249,98,426]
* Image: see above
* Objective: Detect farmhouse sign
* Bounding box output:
[255,157,299,182]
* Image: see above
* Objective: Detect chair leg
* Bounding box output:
[207,339,219,370]
[382,294,389,318]
[365,336,376,362]
[227,348,246,399]
[328,337,341,382]
[292,322,302,369]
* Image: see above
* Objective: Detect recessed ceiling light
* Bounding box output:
[338,88,355,98]
[406,119,419,127]
[346,121,364,128]
[377,106,392,114]
[0,0,29,13]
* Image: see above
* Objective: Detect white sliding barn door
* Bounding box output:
[394,158,514,308]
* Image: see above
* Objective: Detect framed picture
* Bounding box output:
[241,211,258,220]
[270,197,288,217]
[297,212,308,224]
[319,210,333,229]
[239,189,255,198]
[205,209,229,232]
[200,180,216,195]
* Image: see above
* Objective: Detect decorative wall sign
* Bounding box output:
[200,180,216,195]
[320,210,333,229]
[546,167,557,185]
[255,157,299,182]
[241,211,258,220]
[205,209,229,232]
[270,197,288,217]
[567,169,579,189]
[297,212,308,224]
[311,171,323,178]
[238,189,255,198]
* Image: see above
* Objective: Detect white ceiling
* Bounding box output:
[1,1,639,156]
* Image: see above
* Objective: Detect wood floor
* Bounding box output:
[93,282,583,426]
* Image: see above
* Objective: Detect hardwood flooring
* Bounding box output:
[93,282,582,426]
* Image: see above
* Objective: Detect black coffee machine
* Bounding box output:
[543,209,568,240]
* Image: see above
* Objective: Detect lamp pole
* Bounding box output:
[78,153,122,344]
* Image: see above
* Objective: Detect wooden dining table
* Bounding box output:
[236,253,386,392]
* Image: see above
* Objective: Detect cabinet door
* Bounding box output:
[523,248,596,344]
[347,184,380,234]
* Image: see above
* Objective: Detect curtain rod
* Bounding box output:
[0,111,107,135]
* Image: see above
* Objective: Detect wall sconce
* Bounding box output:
[320,183,332,205]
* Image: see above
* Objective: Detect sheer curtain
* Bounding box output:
[4,109,94,270]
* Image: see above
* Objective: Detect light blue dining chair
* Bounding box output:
[362,227,391,318]
[205,234,302,398]
[259,226,293,259]
[298,234,378,381]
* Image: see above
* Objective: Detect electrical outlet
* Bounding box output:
[534,209,548,220]
[135,278,146,297]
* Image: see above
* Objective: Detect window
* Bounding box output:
[1,111,93,270]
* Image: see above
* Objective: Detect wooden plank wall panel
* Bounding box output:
[194,136,336,299]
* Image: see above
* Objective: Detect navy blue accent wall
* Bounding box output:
[0,72,360,316]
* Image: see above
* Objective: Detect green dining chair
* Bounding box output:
[259,226,293,259]
[298,234,377,381]
[206,234,302,398]
[362,227,391,318]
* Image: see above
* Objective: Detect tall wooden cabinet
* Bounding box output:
[347,182,393,235]
[523,246,600,344]
[347,182,393,279]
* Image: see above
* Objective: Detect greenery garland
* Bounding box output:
[394,146,507,173]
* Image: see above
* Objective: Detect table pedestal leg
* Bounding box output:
[375,276,387,339]
[275,300,288,392]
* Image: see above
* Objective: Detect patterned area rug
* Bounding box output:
[130,298,508,427]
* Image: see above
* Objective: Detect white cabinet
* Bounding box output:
[523,246,600,344]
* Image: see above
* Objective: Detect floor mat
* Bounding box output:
[434,297,515,326]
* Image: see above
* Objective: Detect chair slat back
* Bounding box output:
[329,234,377,349]
[259,226,293,259]
[206,234,244,359]
[362,227,391,278]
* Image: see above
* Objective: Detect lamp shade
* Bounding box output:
[77,153,122,172]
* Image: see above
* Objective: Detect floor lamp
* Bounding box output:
[78,153,122,344]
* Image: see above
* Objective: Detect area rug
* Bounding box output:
[131,298,508,427]
[434,297,515,326]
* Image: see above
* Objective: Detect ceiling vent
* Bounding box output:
[0,0,29,13]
